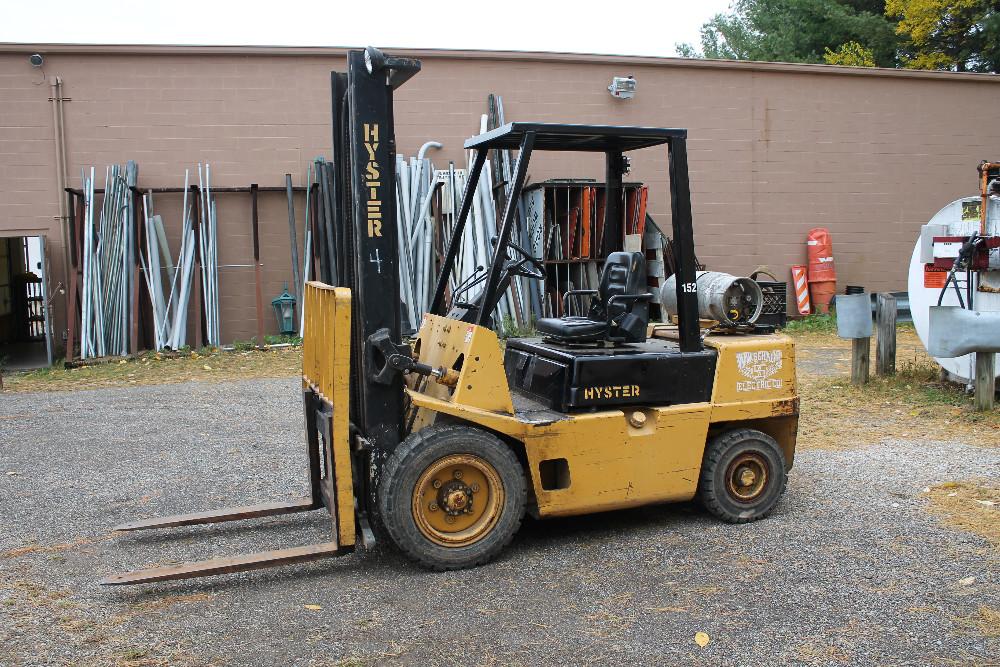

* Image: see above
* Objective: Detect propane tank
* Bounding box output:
[661,272,763,327]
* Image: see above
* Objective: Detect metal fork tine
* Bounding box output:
[113,498,319,532]
[101,542,341,586]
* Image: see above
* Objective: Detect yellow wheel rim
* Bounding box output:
[725,452,769,503]
[411,454,504,547]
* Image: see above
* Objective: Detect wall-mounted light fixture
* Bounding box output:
[608,75,636,100]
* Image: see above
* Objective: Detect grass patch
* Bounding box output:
[966,605,1000,638]
[500,316,536,339]
[924,481,1000,549]
[1,347,303,393]
[799,356,1000,449]
[791,325,1000,450]
[785,312,838,335]
[264,334,302,346]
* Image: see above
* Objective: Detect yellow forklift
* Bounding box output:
[103,48,798,584]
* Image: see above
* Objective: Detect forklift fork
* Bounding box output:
[102,284,359,586]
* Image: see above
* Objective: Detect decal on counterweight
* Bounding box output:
[736,349,783,392]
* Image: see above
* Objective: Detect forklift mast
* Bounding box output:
[324,48,422,523]
[329,49,420,456]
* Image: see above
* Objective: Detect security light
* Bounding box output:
[608,75,636,100]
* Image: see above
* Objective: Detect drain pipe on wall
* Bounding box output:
[49,75,71,306]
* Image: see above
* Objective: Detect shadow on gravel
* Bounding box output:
[100,501,714,597]
[509,500,708,554]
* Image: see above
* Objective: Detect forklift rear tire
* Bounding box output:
[697,428,787,523]
[379,424,527,571]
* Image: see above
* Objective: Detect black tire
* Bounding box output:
[378,424,527,571]
[697,428,787,523]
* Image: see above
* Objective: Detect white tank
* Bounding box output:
[661,271,763,327]
[907,196,1000,382]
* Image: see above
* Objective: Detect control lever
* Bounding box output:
[367,329,459,387]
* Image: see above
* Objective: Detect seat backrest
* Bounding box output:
[590,251,647,322]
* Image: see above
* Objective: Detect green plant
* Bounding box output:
[231,339,258,352]
[785,313,837,334]
[500,316,537,339]
[264,334,302,346]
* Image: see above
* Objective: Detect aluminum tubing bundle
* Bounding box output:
[394,143,441,328]
[79,162,137,358]
[661,271,764,327]
[197,164,220,347]
[137,167,205,352]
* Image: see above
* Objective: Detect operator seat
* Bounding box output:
[535,251,653,344]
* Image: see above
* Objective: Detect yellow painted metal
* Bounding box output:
[411,454,504,547]
[725,451,768,501]
[301,281,356,547]
[412,314,514,414]
[407,323,799,520]
[705,334,797,406]
[703,333,799,467]
[523,404,712,516]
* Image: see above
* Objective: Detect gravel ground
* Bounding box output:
[2,378,999,666]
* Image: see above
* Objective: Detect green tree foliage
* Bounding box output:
[676,0,1000,72]
[823,39,880,63]
[886,0,1000,71]
[678,0,900,66]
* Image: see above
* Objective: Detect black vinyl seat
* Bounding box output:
[536,251,654,344]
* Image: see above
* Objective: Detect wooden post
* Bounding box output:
[852,337,870,385]
[876,293,897,376]
[975,352,996,411]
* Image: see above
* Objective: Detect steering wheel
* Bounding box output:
[504,239,545,280]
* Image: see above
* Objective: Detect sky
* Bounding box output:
[0,0,732,58]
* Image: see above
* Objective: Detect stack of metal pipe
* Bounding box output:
[79,161,137,359]
[197,164,220,347]
[138,164,220,351]
[391,126,542,335]
[395,142,442,330]
[140,173,189,350]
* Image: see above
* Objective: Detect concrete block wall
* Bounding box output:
[1,44,998,349]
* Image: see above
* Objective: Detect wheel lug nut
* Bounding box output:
[453,470,463,479]
[429,503,438,511]
[432,479,442,489]
[445,515,456,524]
[471,483,480,493]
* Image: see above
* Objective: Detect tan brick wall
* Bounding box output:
[2,46,998,347]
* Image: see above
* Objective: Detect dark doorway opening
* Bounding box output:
[0,236,52,371]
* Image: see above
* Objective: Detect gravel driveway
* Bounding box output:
[1,378,998,666]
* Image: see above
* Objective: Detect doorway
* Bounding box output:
[0,236,53,371]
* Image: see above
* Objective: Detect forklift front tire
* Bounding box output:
[698,428,787,523]
[379,425,527,571]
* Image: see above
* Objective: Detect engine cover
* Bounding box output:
[504,338,717,412]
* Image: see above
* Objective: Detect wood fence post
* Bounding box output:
[876,293,897,376]
[852,337,870,386]
[975,352,995,411]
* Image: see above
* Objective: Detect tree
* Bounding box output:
[824,39,880,63]
[677,0,900,66]
[886,0,1000,71]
